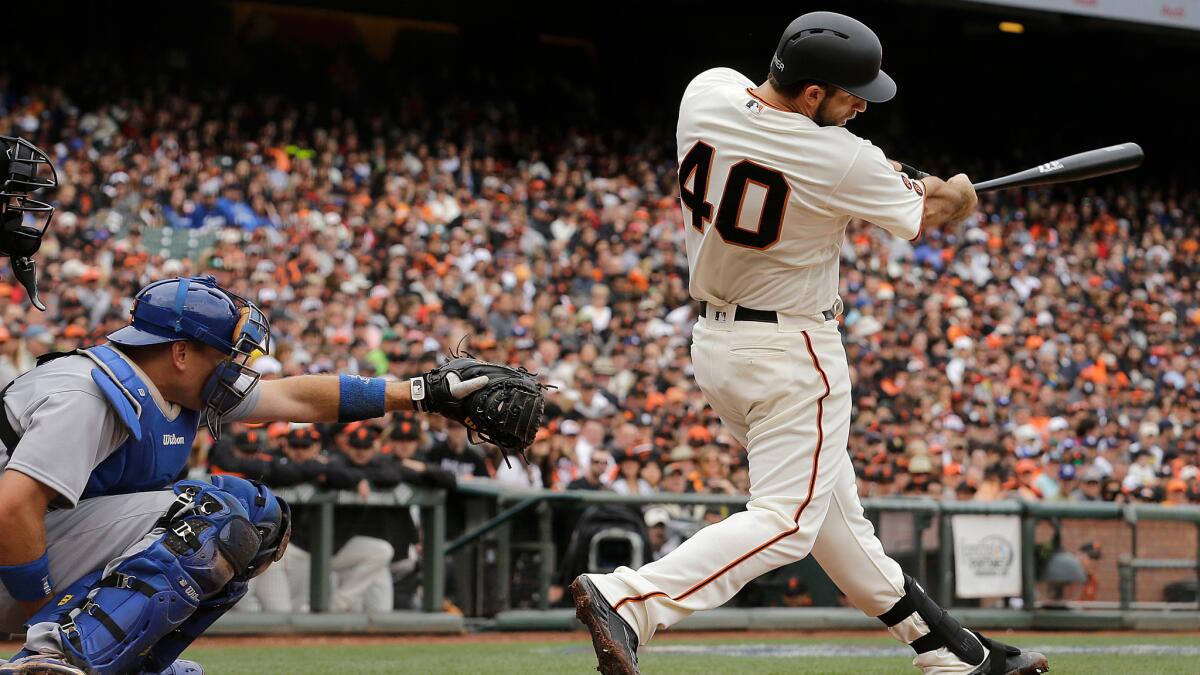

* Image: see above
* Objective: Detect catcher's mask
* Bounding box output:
[0,135,58,310]
[107,275,271,438]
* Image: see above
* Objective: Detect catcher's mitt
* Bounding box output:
[410,355,549,463]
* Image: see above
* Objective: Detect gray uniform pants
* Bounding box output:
[0,490,176,634]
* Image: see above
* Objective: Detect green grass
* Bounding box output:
[183,633,1200,674]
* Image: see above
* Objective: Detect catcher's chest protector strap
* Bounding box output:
[876,574,985,666]
[22,481,261,675]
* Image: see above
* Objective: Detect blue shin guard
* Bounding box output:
[24,480,262,675]
[139,477,291,673]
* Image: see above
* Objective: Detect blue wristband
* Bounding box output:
[338,374,387,423]
[0,552,53,602]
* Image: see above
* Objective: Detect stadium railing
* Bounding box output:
[272,481,1200,617]
[450,482,1200,615]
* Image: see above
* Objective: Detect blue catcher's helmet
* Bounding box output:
[107,276,270,437]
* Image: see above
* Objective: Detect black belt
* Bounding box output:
[700,302,836,323]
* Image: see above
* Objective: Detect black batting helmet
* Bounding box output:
[769,11,896,103]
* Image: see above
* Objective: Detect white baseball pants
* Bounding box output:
[589,308,909,641]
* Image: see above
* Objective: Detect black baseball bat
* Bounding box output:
[971,142,1143,193]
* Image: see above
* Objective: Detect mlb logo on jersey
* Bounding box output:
[745,99,763,115]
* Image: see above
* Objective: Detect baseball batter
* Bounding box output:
[571,12,1049,675]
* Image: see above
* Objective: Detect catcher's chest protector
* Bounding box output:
[78,345,200,499]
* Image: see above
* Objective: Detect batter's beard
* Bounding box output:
[813,99,844,127]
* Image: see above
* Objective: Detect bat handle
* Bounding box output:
[898,163,930,180]
[971,178,1005,193]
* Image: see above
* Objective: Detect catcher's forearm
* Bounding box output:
[252,374,411,422]
[387,380,415,412]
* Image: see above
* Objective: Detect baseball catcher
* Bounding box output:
[0,275,547,675]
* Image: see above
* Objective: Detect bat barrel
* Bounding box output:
[972,142,1143,193]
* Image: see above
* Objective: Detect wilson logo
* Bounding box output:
[178,578,200,602]
[162,434,187,446]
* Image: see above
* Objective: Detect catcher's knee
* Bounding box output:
[25,479,288,675]
[206,475,292,578]
[875,574,984,665]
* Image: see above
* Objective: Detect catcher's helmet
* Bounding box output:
[108,275,270,437]
[769,11,896,103]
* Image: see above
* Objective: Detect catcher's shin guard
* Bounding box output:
[876,574,985,666]
[140,477,290,673]
[19,479,271,675]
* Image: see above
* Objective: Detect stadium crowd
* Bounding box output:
[2,66,1199,535]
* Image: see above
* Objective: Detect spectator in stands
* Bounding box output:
[953,482,977,501]
[1071,466,1106,502]
[638,456,663,492]
[572,419,606,470]
[692,445,737,495]
[1164,479,1190,506]
[0,327,30,387]
[1101,477,1127,503]
[567,450,612,491]
[610,450,652,495]
[1123,450,1159,493]
[0,41,1195,514]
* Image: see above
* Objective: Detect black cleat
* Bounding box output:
[969,633,1049,675]
[570,575,641,675]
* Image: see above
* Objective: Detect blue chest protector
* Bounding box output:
[79,345,200,500]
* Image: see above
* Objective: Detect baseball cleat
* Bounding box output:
[0,655,85,675]
[570,575,640,675]
[968,633,1049,675]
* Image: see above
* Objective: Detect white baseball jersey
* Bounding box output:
[679,67,925,316]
